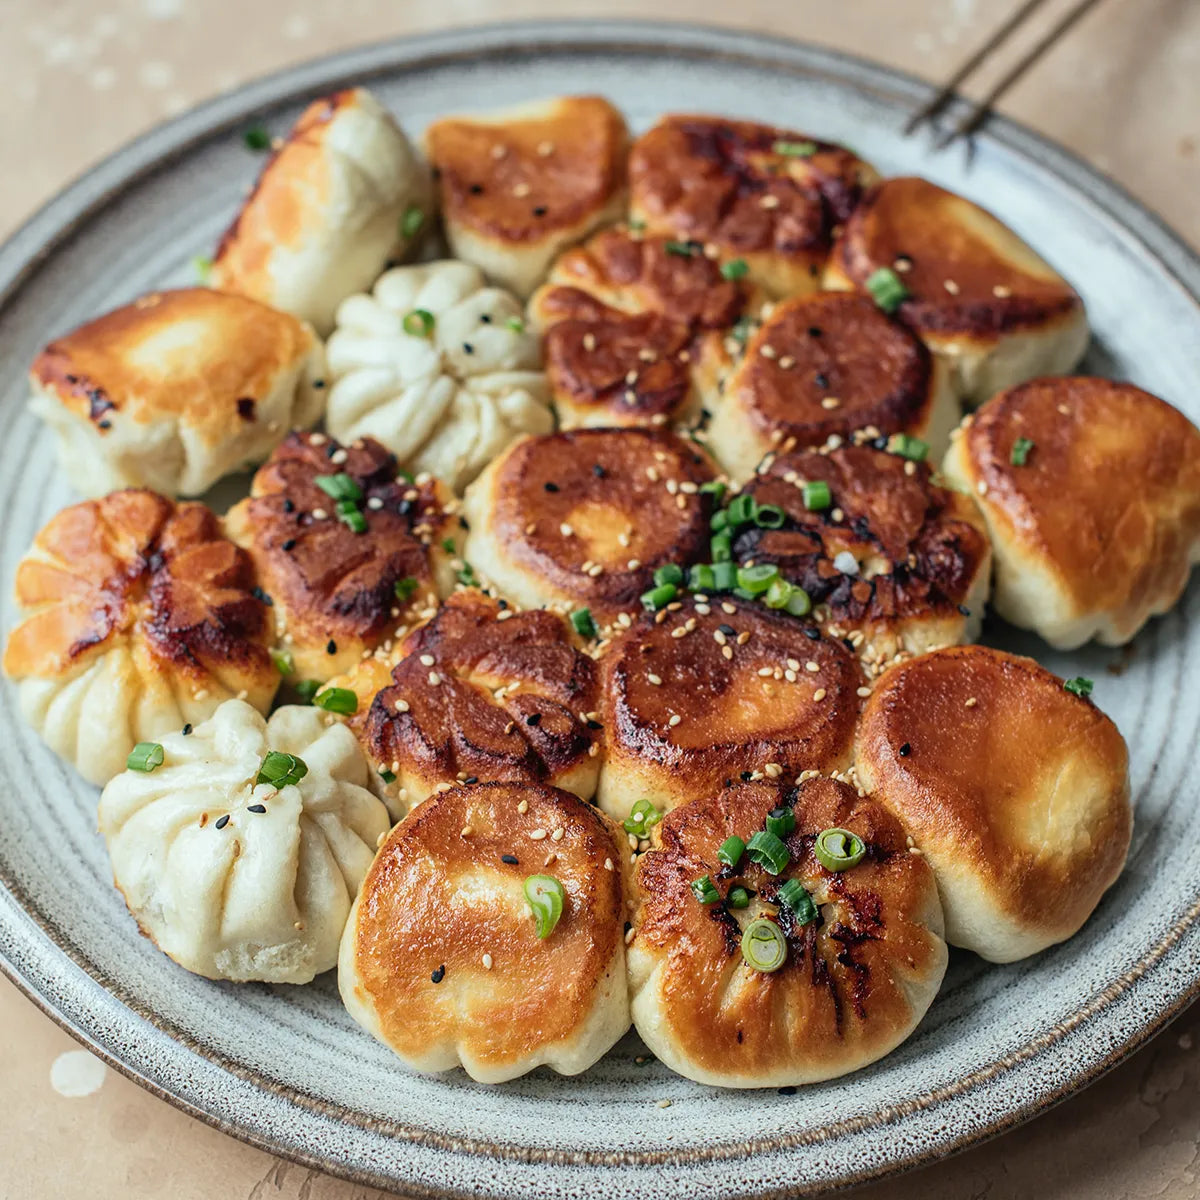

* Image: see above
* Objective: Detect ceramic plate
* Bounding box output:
[2,19,1199,1200]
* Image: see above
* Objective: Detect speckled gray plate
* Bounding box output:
[2,19,1199,1200]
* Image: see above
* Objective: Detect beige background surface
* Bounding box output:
[2,1,1199,1198]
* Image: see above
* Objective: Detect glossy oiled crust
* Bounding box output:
[224,431,456,681]
[596,598,864,821]
[628,777,946,1087]
[942,377,1200,648]
[855,645,1131,962]
[4,490,272,685]
[461,428,717,625]
[29,288,316,447]
[629,115,878,297]
[709,292,957,478]
[358,591,601,809]
[339,781,629,1082]
[423,96,629,297]
[735,444,991,663]
[530,228,753,429]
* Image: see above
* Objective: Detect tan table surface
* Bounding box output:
[2,1,1198,1198]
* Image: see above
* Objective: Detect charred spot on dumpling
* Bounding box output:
[708,292,958,480]
[596,597,864,821]
[360,591,601,807]
[224,430,457,681]
[628,776,946,1087]
[462,427,718,626]
[732,444,991,663]
[629,115,878,298]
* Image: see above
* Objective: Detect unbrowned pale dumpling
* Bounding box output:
[210,88,433,334]
[628,776,947,1088]
[629,115,879,298]
[423,96,629,298]
[529,226,758,429]
[339,781,630,1082]
[824,177,1088,405]
[461,427,718,627]
[596,597,864,823]
[347,591,602,813]
[732,443,992,665]
[707,291,959,480]
[28,288,324,499]
[942,376,1200,649]
[3,490,278,786]
[855,645,1132,963]
[224,431,458,684]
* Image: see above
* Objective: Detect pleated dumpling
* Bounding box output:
[99,700,391,983]
[324,261,553,492]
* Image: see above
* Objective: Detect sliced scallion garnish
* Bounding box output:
[763,577,795,610]
[776,878,818,925]
[401,205,424,239]
[379,769,397,784]
[711,562,737,591]
[813,827,866,872]
[754,503,785,529]
[865,266,910,314]
[506,315,526,333]
[1064,676,1094,698]
[1011,436,1035,466]
[256,750,308,788]
[772,139,817,158]
[653,563,684,588]
[736,563,780,595]
[741,917,787,972]
[295,679,321,704]
[784,587,812,617]
[664,240,697,257]
[726,494,757,528]
[524,874,565,939]
[710,530,732,563]
[717,835,746,868]
[641,582,677,611]
[314,472,362,503]
[889,433,929,462]
[691,874,721,905]
[243,124,271,151]
[313,686,358,715]
[270,648,295,676]
[623,798,662,837]
[403,308,436,337]
[394,576,419,602]
[765,807,796,839]
[802,480,831,511]
[746,830,790,875]
[726,885,751,909]
[127,742,164,772]
[570,607,598,640]
[720,259,749,281]
[699,480,727,503]
[689,563,717,592]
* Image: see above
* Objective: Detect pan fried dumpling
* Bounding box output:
[100,701,390,983]
[3,490,278,786]
[28,288,325,499]
[210,88,434,335]
[324,261,553,492]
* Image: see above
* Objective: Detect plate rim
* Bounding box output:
[2,17,1200,1198]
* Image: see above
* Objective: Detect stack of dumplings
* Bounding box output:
[9,87,1200,1095]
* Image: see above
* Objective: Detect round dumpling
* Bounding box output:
[324,261,553,491]
[210,88,433,335]
[3,490,278,786]
[339,781,630,1082]
[28,288,324,499]
[99,700,390,983]
[628,776,947,1087]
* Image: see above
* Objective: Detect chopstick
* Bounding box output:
[907,0,1109,149]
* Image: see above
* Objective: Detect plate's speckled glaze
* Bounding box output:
[1,20,1199,1200]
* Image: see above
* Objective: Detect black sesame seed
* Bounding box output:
[97,419,112,430]
[182,723,193,736]
[480,313,492,323]
[778,1085,798,1096]
[252,586,273,606]
[501,854,519,865]
[325,443,338,459]
[718,623,736,636]
[899,742,912,757]
[283,499,295,513]
[281,538,296,551]
[497,598,508,609]
[586,719,602,730]
[248,804,267,813]
[532,205,547,217]
[236,397,257,420]
[814,372,829,389]
[803,626,821,640]
[592,464,606,478]
[215,814,230,829]
[398,499,413,515]
[544,482,559,492]
[430,965,446,984]
[326,639,337,655]
[469,183,484,194]
[740,770,753,781]
[312,378,326,389]
[463,775,479,785]
[808,326,823,337]
[958,604,971,617]
[459,515,469,529]
[462,342,474,355]
[526,713,542,726]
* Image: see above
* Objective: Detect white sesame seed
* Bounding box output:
[560,523,574,537]
[518,800,529,813]
[551,828,565,842]
[760,344,778,360]
[856,687,872,698]
[965,697,978,708]
[312,507,328,520]
[993,284,1012,298]
[460,826,473,837]
[530,829,548,841]
[760,194,780,209]
[821,397,840,410]
[367,496,384,509]
[977,481,989,496]
[764,762,783,778]
[605,858,614,871]
[420,654,435,666]
[668,714,681,727]
[648,673,663,686]
[721,645,734,660]
[330,449,349,465]
[396,699,410,713]
[497,609,514,621]
[943,279,960,295]
[512,182,532,197]
[805,660,820,673]
[482,953,494,969]
[813,687,827,701]
[656,1098,672,1108]
[626,928,637,945]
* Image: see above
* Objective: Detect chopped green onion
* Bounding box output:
[394,576,419,602]
[192,255,212,282]
[256,750,308,788]
[379,769,397,784]
[802,480,832,511]
[726,885,752,909]
[315,473,362,503]
[524,875,565,939]
[456,561,478,587]
[442,537,457,553]
[623,799,662,838]
[1011,436,1035,466]
[506,316,526,333]
[664,240,697,257]
[689,563,717,592]
[403,309,436,337]
[710,532,732,564]
[295,679,321,704]
[339,508,368,535]
[641,582,677,611]
[1064,676,1094,698]
[570,607,598,640]
[397,467,415,484]
[243,124,271,151]
[890,433,929,462]
[711,562,737,591]
[731,586,757,601]
[313,686,358,715]
[754,504,785,529]
[700,480,727,503]
[270,648,295,676]
[746,830,790,875]
[127,742,164,772]
[772,139,818,158]
[653,563,684,588]
[628,218,647,233]
[784,587,812,617]
[765,807,796,839]
[777,878,818,925]
[741,917,787,972]
[718,835,746,868]
[691,874,721,905]
[730,316,755,344]
[736,563,780,595]
[865,266,910,314]
[814,827,867,872]
[401,205,424,239]
[727,494,757,528]
[763,578,794,610]
[720,258,749,280]
[710,508,729,532]
[335,498,360,516]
